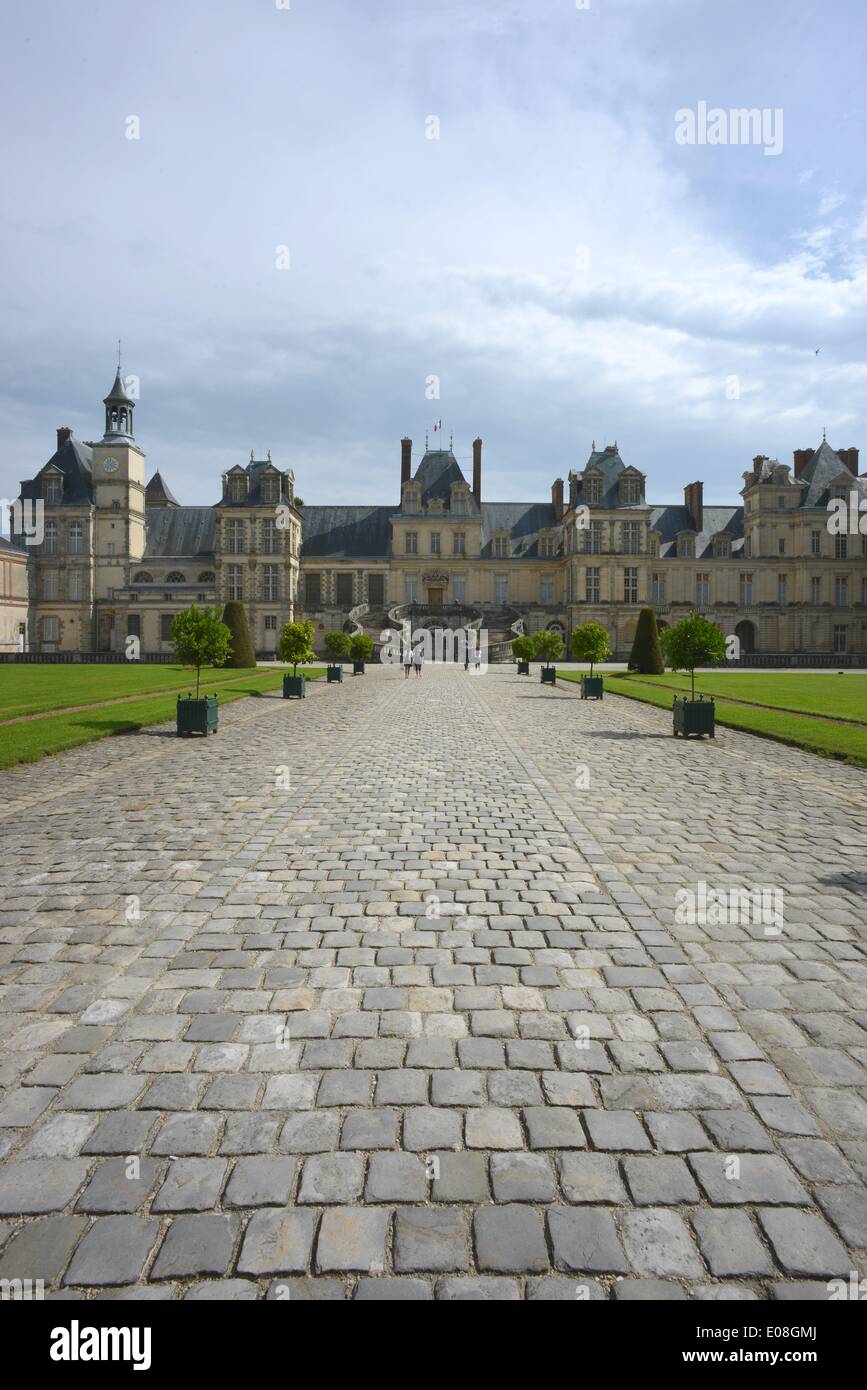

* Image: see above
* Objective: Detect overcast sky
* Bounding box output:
[1,0,866,514]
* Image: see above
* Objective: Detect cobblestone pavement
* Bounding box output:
[0,665,865,1301]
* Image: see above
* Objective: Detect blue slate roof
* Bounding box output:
[20,436,94,506]
[411,449,480,512]
[144,506,215,559]
[481,502,558,557]
[794,441,867,509]
[300,505,393,558]
[651,504,744,559]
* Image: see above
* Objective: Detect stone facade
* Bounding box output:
[9,371,867,659]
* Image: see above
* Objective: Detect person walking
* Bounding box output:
[414,645,424,678]
[403,644,413,680]
[474,646,482,672]
[463,639,469,671]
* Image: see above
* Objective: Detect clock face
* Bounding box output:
[103,459,119,474]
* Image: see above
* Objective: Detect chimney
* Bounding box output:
[56,427,72,451]
[793,448,812,477]
[551,478,564,523]
[401,437,412,487]
[837,446,859,474]
[684,480,703,533]
[472,437,482,506]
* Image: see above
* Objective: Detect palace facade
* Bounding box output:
[5,369,867,661]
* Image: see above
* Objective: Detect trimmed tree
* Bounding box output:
[323,630,352,663]
[628,608,664,674]
[350,633,374,662]
[512,635,535,663]
[661,612,727,701]
[533,630,565,667]
[277,619,316,676]
[221,600,256,668]
[570,621,611,677]
[171,606,231,698]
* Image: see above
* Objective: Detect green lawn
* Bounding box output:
[0,663,283,721]
[558,670,867,768]
[0,666,325,770]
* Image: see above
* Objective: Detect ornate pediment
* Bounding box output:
[422,571,449,585]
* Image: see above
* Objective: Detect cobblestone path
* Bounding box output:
[0,665,865,1300]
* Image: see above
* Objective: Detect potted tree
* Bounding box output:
[350,632,374,674]
[534,629,564,684]
[323,629,351,682]
[512,634,534,675]
[571,621,611,699]
[278,619,315,698]
[662,613,726,737]
[628,608,664,674]
[171,605,231,736]
[221,600,256,667]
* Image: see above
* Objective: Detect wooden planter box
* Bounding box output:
[327,665,343,683]
[673,695,715,738]
[352,660,366,675]
[176,693,219,736]
[540,665,557,685]
[581,675,604,700]
[516,660,530,675]
[283,674,306,699]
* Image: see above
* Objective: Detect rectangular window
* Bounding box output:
[777,495,786,509]
[405,575,418,604]
[739,573,753,606]
[778,574,788,607]
[696,572,709,606]
[336,573,353,606]
[227,519,245,554]
[260,475,279,504]
[778,538,785,555]
[262,520,279,554]
[430,532,441,555]
[494,536,508,558]
[834,624,847,654]
[811,530,821,555]
[263,566,278,601]
[622,522,641,555]
[45,478,62,502]
[67,570,82,601]
[835,576,849,606]
[43,570,58,600]
[811,576,821,605]
[453,532,466,556]
[540,575,554,604]
[264,614,278,630]
[585,521,603,555]
[624,567,638,603]
[127,613,141,637]
[586,567,600,603]
[405,532,418,555]
[42,616,59,642]
[651,572,665,606]
[305,572,321,606]
[227,566,243,601]
[835,533,848,560]
[452,575,465,604]
[160,614,174,642]
[494,575,508,605]
[68,522,83,554]
[43,521,58,554]
[367,573,384,605]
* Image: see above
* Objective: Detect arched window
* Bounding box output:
[133,571,153,583]
[165,571,186,583]
[198,571,215,583]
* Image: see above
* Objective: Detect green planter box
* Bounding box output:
[283,674,306,699]
[327,665,343,683]
[540,666,557,685]
[176,693,219,736]
[673,695,715,738]
[581,675,604,700]
[516,660,530,675]
[353,660,366,675]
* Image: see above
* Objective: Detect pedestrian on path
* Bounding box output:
[403,645,413,679]
[474,647,482,671]
[414,647,424,678]
[464,641,469,671]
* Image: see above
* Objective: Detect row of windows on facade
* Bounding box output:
[224,475,289,504]
[572,569,867,607]
[39,566,292,602]
[217,519,297,554]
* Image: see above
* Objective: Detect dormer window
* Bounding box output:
[493,533,510,558]
[619,476,642,505]
[227,474,247,503]
[678,533,695,558]
[539,533,556,558]
[402,483,421,512]
[44,476,62,503]
[713,534,731,558]
[585,476,602,505]
[260,473,280,504]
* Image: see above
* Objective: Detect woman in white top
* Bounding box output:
[474,648,482,670]
[414,647,424,678]
[403,646,413,679]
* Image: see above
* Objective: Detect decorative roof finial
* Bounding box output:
[267,449,272,461]
[117,338,122,374]
[822,425,826,442]
[592,439,596,451]
[250,449,254,460]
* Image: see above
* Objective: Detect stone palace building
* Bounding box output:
[4,367,867,662]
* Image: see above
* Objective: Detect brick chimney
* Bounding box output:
[472,437,482,506]
[684,480,703,533]
[401,437,412,487]
[836,446,859,474]
[56,427,72,451]
[793,448,812,477]
[551,478,564,523]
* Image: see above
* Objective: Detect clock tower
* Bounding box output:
[91,362,146,628]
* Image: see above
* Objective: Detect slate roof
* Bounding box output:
[300,506,393,558]
[144,506,215,559]
[481,502,558,557]
[572,445,644,509]
[103,370,135,406]
[19,436,94,506]
[411,449,480,512]
[213,459,294,507]
[145,470,180,507]
[794,441,867,509]
[0,534,28,556]
[650,504,745,559]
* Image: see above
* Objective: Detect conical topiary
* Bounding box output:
[221,600,256,668]
[628,607,664,674]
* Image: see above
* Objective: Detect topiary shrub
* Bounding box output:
[350,633,374,661]
[661,612,727,700]
[628,608,664,674]
[221,601,256,668]
[570,622,611,677]
[277,619,316,675]
[323,630,351,662]
[512,635,535,662]
[533,630,565,666]
[171,605,231,697]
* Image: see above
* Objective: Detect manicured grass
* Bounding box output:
[0,668,325,770]
[0,663,280,721]
[558,670,867,768]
